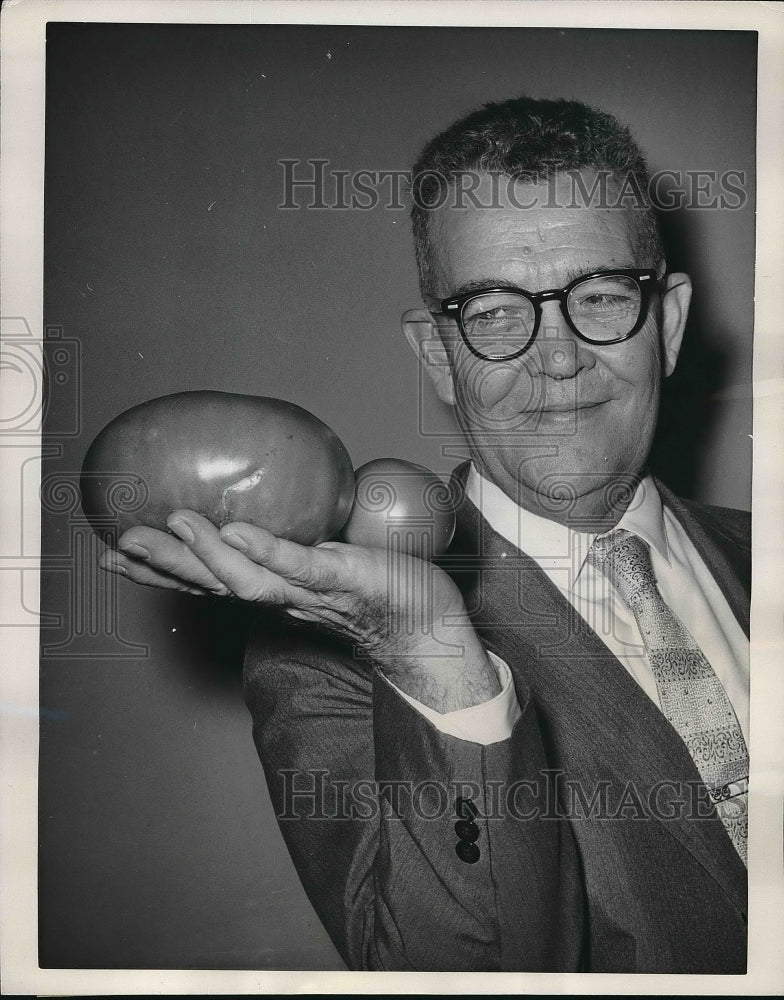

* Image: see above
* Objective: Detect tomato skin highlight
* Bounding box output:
[342,458,456,560]
[79,391,355,546]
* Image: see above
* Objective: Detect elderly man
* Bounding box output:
[102,98,750,973]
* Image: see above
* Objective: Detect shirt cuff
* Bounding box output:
[388,652,521,745]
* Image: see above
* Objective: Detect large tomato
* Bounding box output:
[342,458,456,560]
[80,391,355,546]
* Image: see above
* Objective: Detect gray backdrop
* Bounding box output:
[41,24,756,969]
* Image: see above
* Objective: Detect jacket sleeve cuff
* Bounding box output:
[384,652,521,745]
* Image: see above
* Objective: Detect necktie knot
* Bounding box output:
[588,528,657,609]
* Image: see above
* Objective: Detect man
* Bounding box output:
[101,98,750,972]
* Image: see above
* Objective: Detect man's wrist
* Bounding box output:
[374,621,500,713]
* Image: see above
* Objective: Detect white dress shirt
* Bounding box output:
[392,464,749,747]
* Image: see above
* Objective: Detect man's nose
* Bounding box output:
[529,300,597,379]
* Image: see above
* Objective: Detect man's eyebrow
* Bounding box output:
[445,265,635,300]
[446,278,520,298]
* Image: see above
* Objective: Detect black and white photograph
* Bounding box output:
[1,1,782,993]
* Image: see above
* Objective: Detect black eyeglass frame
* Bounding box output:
[437,268,662,361]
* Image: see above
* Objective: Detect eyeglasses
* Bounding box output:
[437,269,661,361]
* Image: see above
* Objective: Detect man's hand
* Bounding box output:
[99,511,500,713]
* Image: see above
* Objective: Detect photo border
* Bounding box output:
[1,1,782,994]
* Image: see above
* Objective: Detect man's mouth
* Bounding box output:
[521,398,610,414]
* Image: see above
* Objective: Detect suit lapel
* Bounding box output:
[445,470,747,914]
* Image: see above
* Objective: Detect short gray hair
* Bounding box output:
[410,96,662,302]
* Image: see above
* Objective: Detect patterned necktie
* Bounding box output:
[588,529,748,865]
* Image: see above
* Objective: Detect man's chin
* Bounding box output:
[527,466,643,524]
[485,456,643,523]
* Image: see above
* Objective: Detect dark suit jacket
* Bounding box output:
[243,471,750,972]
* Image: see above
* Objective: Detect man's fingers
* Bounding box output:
[104,511,354,609]
[217,521,346,591]
[99,549,215,595]
[114,524,230,593]
[166,510,308,604]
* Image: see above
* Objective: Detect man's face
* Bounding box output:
[411,173,689,524]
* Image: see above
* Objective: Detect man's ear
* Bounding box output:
[401,308,455,405]
[659,272,692,377]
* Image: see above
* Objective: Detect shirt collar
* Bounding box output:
[612,474,671,566]
[465,464,671,588]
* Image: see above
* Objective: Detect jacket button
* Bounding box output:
[455,840,480,864]
[454,819,480,842]
[455,796,478,819]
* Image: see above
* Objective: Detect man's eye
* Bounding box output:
[463,293,534,335]
[475,307,513,323]
[577,293,635,310]
[470,305,530,326]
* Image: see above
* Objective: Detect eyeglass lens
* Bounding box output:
[462,274,643,358]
